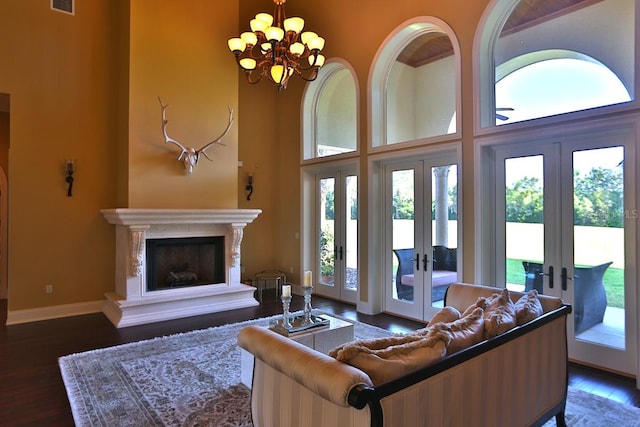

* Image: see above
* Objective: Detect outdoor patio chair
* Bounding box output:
[393,247,457,302]
[574,261,612,335]
[522,261,544,293]
[393,249,415,301]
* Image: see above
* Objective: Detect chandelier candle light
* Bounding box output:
[227,0,326,90]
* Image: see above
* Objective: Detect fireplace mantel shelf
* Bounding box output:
[101,208,262,226]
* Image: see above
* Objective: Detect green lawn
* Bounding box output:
[507,258,624,308]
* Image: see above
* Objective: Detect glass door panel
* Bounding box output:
[571,147,625,350]
[391,169,416,304]
[319,177,336,288]
[504,155,545,294]
[344,175,358,298]
[430,164,458,308]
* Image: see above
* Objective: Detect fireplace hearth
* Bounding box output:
[101,208,261,327]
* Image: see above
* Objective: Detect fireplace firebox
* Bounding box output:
[146,236,225,291]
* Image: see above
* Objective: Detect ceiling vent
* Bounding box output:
[51,0,74,15]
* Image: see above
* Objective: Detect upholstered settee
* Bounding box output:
[238,283,571,427]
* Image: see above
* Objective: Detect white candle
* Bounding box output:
[303,271,312,287]
[282,284,291,297]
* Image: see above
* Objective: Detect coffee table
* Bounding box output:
[240,312,355,388]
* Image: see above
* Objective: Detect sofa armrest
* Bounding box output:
[238,325,373,407]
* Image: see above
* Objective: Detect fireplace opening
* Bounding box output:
[146,236,225,291]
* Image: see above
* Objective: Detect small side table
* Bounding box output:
[254,270,287,302]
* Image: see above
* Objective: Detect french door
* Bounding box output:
[493,127,636,375]
[315,170,358,304]
[384,155,459,321]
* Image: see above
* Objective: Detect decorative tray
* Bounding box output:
[269,313,330,336]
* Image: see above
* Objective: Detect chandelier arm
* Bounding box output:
[293,66,320,82]
[245,69,265,85]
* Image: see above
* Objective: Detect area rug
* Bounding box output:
[60,314,640,427]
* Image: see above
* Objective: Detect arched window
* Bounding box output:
[370,17,461,148]
[496,51,631,125]
[476,0,636,128]
[302,60,358,160]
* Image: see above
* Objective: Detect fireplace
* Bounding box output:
[101,208,261,328]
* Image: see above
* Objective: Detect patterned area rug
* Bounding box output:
[59,314,640,426]
[59,313,391,426]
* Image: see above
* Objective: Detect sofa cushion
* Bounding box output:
[329,330,449,386]
[433,307,485,354]
[514,289,544,325]
[483,288,517,338]
[460,295,489,317]
[426,306,461,327]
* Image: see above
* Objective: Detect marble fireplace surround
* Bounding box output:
[101,208,261,328]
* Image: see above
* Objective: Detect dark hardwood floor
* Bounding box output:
[1,294,639,426]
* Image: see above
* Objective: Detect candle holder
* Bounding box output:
[280,294,292,329]
[302,285,314,324]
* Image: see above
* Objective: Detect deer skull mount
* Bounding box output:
[158,97,234,175]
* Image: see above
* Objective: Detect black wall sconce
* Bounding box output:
[65,160,74,197]
[246,173,253,201]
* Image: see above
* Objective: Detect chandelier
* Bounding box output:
[227,0,326,90]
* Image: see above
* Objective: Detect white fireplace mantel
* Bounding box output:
[101,208,262,226]
[100,208,262,328]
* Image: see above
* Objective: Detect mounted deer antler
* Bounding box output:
[158,97,234,175]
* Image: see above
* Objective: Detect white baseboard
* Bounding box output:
[5,300,105,325]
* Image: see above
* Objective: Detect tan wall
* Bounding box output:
[127,0,239,208]
[0,1,120,310]
[0,0,239,311]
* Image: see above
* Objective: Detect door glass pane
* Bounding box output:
[392,169,415,302]
[431,164,458,307]
[504,155,545,293]
[319,177,335,286]
[345,175,358,292]
[572,147,624,349]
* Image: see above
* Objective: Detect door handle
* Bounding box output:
[339,246,344,261]
[544,265,554,289]
[561,267,570,291]
[423,253,428,271]
[414,253,420,271]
